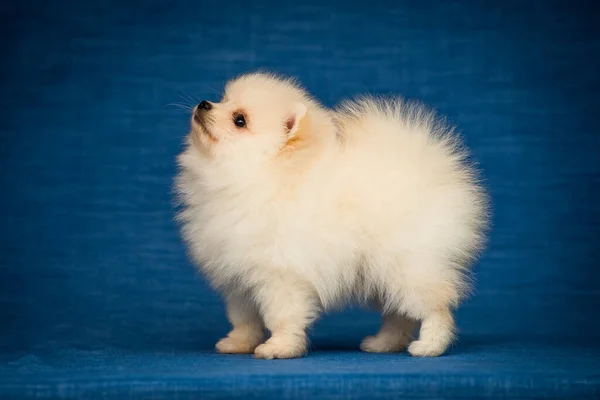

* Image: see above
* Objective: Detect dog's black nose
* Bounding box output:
[198,100,212,111]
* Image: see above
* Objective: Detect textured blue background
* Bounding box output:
[1,0,599,398]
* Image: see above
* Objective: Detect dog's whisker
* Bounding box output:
[164,103,195,112]
[176,95,195,108]
[165,102,194,109]
[180,92,199,105]
[208,87,223,99]
[190,92,202,102]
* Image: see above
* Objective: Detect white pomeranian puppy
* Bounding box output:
[176,72,489,359]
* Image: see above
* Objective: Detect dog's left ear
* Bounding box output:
[285,103,307,137]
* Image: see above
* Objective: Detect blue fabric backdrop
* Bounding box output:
[1,0,599,398]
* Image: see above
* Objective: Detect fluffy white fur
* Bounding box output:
[176,72,489,359]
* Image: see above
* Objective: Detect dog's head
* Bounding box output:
[189,73,329,162]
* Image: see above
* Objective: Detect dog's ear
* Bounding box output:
[285,102,307,137]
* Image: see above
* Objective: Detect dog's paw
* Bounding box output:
[360,334,409,353]
[215,336,259,354]
[407,339,447,357]
[254,336,306,359]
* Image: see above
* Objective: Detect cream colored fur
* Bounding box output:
[176,72,489,359]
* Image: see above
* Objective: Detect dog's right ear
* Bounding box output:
[285,103,307,137]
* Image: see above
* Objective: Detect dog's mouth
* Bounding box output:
[191,115,218,143]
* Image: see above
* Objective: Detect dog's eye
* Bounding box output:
[233,114,246,128]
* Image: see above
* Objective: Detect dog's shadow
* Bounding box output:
[310,335,519,356]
